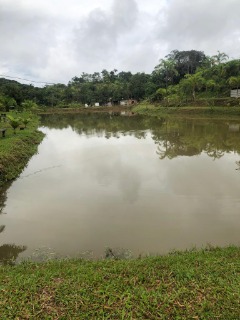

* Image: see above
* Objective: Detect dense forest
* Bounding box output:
[0,49,240,110]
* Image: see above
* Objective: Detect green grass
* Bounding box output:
[133,103,240,117]
[0,112,44,185]
[0,246,239,319]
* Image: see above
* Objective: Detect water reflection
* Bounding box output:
[0,183,27,264]
[0,114,239,259]
[0,183,9,214]
[41,114,240,160]
[236,161,240,170]
[0,223,27,265]
[41,113,163,141]
[0,244,27,265]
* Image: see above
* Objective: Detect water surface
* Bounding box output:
[1,114,240,263]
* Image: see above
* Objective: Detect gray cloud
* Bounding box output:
[0,2,57,77]
[112,0,138,32]
[157,0,240,58]
[73,0,139,71]
[0,0,239,83]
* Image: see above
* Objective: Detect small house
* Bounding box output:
[120,99,137,106]
[230,89,240,98]
[120,100,128,106]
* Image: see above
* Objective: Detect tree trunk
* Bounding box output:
[192,89,196,101]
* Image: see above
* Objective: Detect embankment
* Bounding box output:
[0,246,239,319]
[0,113,44,186]
[133,103,240,117]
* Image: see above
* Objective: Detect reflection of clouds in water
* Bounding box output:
[118,166,140,203]
[156,155,240,247]
[81,147,141,203]
[2,122,240,258]
[164,155,240,198]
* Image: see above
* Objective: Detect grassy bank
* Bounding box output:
[0,112,44,186]
[38,106,132,115]
[133,103,240,117]
[0,246,239,319]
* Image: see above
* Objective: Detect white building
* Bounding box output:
[230,89,240,98]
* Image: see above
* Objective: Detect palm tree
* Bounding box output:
[7,115,21,134]
[180,72,205,100]
[212,51,229,65]
[22,117,31,128]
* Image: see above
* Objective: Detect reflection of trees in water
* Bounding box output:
[156,141,200,159]
[236,161,240,170]
[0,243,26,265]
[41,113,240,160]
[205,144,224,160]
[41,113,164,140]
[0,182,11,214]
[153,119,240,160]
[0,184,27,265]
[0,222,27,265]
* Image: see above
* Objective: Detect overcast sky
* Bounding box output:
[0,0,240,85]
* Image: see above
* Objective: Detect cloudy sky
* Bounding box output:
[0,0,240,84]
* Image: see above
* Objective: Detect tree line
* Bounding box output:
[0,49,240,110]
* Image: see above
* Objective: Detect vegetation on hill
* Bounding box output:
[0,50,240,110]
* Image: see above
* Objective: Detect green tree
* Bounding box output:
[0,94,6,111]
[205,79,216,93]
[154,59,178,90]
[22,117,31,128]
[153,88,167,102]
[129,73,150,100]
[165,50,206,78]
[7,115,22,134]
[21,100,38,111]
[180,72,205,100]
[228,76,240,95]
[212,51,229,65]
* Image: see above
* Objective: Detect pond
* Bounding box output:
[1,113,240,263]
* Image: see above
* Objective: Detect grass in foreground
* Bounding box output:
[0,246,239,319]
[0,112,44,185]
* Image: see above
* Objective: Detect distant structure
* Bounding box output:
[94,99,137,107]
[120,99,137,106]
[229,124,239,132]
[230,89,240,98]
